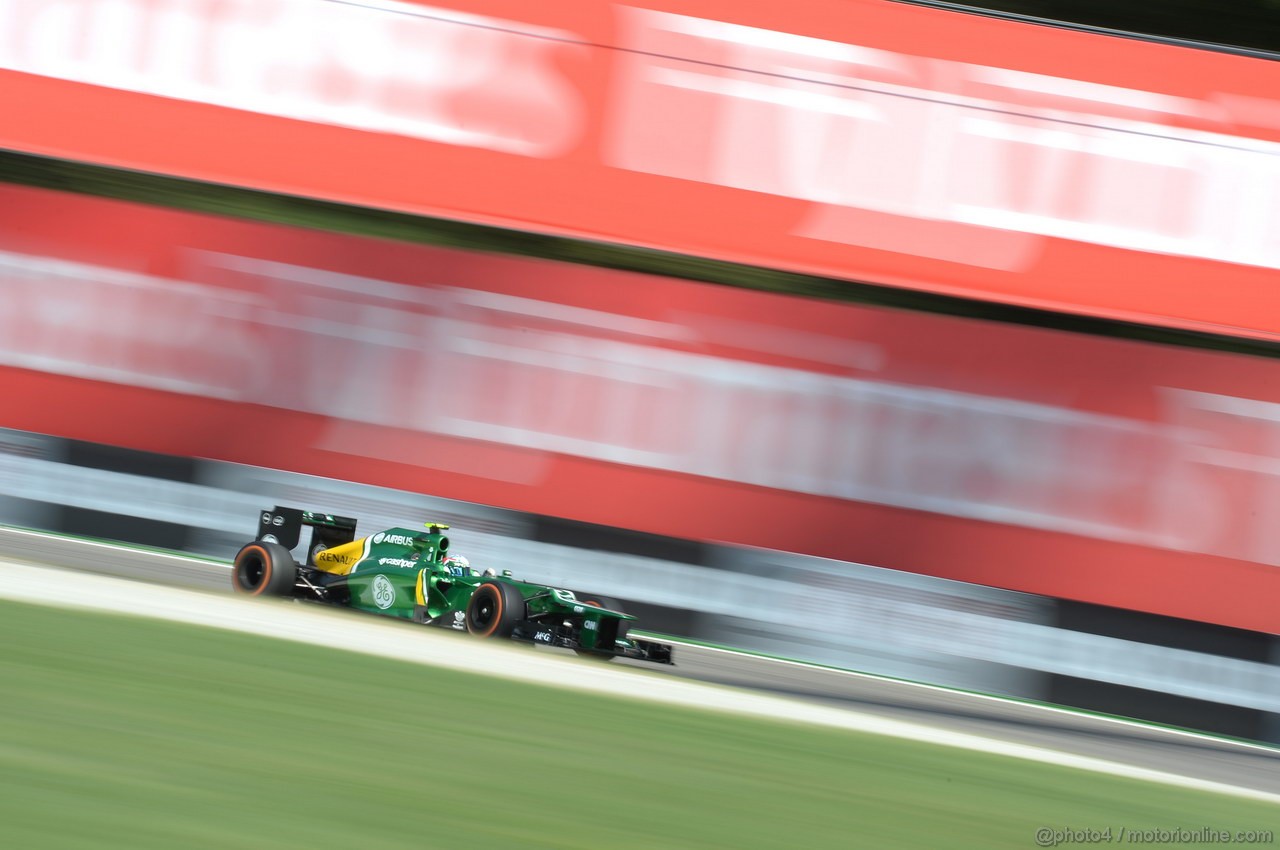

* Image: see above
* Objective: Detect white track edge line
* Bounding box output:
[650,637,1280,755]
[1,525,231,567]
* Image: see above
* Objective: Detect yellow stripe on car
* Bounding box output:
[313,538,367,576]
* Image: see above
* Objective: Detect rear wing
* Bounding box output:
[257,506,358,561]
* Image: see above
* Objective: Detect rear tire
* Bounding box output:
[465,581,524,638]
[232,541,298,597]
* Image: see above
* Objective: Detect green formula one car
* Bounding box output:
[231,506,673,664]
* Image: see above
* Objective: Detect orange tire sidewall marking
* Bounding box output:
[474,584,503,637]
[236,544,271,596]
[259,546,273,595]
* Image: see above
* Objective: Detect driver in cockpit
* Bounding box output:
[442,554,496,578]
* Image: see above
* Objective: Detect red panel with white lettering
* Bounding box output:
[0,183,1278,632]
[0,1,1279,338]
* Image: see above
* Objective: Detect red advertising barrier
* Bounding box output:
[1,183,1279,632]
[2,1,1280,340]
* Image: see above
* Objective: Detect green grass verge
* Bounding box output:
[0,598,1273,850]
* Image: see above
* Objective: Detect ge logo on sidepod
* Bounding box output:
[372,575,395,609]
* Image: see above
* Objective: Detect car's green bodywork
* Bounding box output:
[233,507,671,663]
[341,524,631,653]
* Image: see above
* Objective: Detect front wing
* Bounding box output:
[512,619,674,664]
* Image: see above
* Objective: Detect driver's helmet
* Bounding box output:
[443,554,470,575]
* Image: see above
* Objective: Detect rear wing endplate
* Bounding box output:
[257,506,358,556]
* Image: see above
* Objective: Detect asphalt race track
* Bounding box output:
[2,525,1275,795]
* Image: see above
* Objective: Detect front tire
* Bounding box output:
[465,581,524,638]
[232,541,298,597]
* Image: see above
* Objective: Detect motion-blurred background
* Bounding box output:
[2,0,1279,747]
